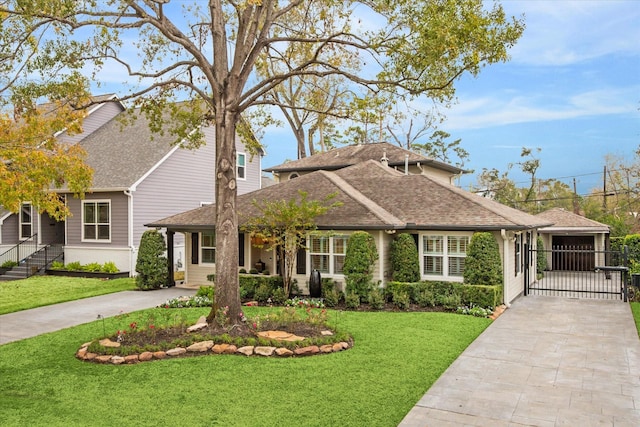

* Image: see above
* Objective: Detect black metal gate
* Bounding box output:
[524,245,630,301]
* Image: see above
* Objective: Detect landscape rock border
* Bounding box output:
[76,339,352,364]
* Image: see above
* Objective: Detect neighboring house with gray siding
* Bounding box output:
[0,100,262,276]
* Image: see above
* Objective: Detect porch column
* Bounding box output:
[167,230,175,287]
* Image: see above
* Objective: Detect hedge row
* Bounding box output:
[207,274,294,303]
[385,281,502,309]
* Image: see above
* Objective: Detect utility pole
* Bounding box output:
[603,165,607,211]
[573,178,579,214]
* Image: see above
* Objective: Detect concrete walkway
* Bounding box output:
[399,296,640,426]
[0,287,196,345]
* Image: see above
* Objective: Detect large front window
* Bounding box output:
[309,234,348,275]
[19,202,32,239]
[422,234,469,279]
[83,201,110,241]
[201,232,216,264]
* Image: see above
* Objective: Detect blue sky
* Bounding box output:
[259,0,640,195]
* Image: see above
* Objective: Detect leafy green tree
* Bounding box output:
[411,130,470,170]
[2,0,523,323]
[344,231,379,300]
[135,230,168,290]
[389,233,420,282]
[0,9,93,219]
[463,232,502,286]
[241,191,341,298]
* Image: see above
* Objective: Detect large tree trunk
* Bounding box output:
[208,108,241,324]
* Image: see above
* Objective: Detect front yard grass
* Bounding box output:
[0,307,491,426]
[631,302,640,337]
[0,276,136,315]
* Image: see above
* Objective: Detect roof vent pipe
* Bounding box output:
[405,154,409,175]
[380,151,389,167]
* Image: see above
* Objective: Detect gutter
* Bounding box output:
[124,189,135,275]
[500,229,511,308]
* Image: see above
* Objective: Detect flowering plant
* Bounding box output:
[284,297,325,309]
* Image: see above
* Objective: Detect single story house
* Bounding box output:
[148,159,552,305]
[0,98,263,276]
[535,208,610,271]
[263,142,466,185]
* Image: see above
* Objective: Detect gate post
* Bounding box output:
[524,242,530,296]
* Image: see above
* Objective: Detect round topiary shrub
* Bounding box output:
[389,233,420,282]
[343,231,378,301]
[135,230,169,290]
[463,232,502,286]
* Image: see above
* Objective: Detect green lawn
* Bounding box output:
[631,302,640,337]
[0,307,490,426]
[0,276,136,315]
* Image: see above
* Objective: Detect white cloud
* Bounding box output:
[444,85,639,130]
[502,0,640,66]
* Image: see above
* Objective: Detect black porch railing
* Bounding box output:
[0,233,38,266]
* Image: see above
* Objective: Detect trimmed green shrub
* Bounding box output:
[196,285,214,300]
[610,237,624,253]
[389,233,420,282]
[437,292,461,310]
[254,284,271,302]
[392,289,410,310]
[459,284,502,309]
[1,260,18,269]
[384,280,500,309]
[343,231,378,301]
[271,288,287,304]
[135,230,168,290]
[536,236,547,273]
[367,288,385,310]
[345,292,360,309]
[415,288,436,307]
[321,278,343,307]
[463,232,502,286]
[624,234,640,264]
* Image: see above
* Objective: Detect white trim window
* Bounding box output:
[82,200,111,241]
[309,234,348,275]
[201,232,216,264]
[237,152,246,180]
[19,202,33,239]
[421,233,470,280]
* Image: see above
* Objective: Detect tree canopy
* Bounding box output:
[0,9,93,219]
[1,0,524,322]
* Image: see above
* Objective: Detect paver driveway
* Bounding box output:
[399,296,640,426]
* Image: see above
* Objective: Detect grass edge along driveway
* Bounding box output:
[0,276,136,315]
[0,307,491,427]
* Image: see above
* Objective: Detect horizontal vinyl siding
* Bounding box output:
[56,102,124,146]
[0,214,19,245]
[132,132,216,249]
[66,192,129,247]
[236,136,262,194]
[134,125,261,248]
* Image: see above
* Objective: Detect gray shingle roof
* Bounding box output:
[263,142,464,174]
[148,160,550,231]
[75,109,185,190]
[535,208,610,232]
